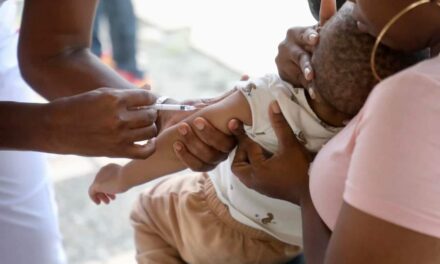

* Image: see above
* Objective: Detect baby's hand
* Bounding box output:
[89,163,126,205]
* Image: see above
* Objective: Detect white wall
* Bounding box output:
[134,0,316,76]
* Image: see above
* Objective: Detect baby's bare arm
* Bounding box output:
[118,91,252,190]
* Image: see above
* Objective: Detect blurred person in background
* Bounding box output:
[92,0,146,85]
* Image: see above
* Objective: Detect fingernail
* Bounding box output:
[229,119,238,130]
[193,118,205,130]
[308,87,316,100]
[357,21,368,33]
[271,101,281,114]
[178,125,188,135]
[308,33,318,43]
[304,67,312,80]
[173,142,182,151]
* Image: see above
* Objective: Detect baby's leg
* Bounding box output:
[130,175,186,264]
[130,173,300,264]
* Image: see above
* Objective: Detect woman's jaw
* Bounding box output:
[351,0,440,52]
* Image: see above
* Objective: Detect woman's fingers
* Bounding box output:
[189,118,236,154]
[319,0,338,25]
[230,134,254,184]
[176,123,227,164]
[173,118,236,171]
[287,26,319,49]
[125,108,158,129]
[122,88,158,108]
[228,118,266,165]
[173,141,216,172]
[268,101,299,154]
[299,52,314,81]
[276,26,319,87]
[229,118,267,183]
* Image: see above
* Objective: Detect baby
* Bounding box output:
[89,3,426,264]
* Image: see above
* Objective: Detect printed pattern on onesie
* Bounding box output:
[235,73,341,153]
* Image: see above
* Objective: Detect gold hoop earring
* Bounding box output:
[370,0,439,81]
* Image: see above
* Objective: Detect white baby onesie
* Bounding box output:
[208,74,341,246]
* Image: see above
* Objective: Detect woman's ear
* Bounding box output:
[319,0,337,26]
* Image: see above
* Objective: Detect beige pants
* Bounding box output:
[130,173,301,264]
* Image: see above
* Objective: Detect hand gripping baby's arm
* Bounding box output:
[89,91,251,204]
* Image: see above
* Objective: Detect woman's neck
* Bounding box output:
[429,24,440,57]
[430,40,440,57]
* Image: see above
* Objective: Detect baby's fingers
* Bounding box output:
[88,185,100,204]
[90,193,100,205]
[97,193,110,204]
[89,186,112,205]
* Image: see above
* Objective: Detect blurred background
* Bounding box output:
[13,0,315,263]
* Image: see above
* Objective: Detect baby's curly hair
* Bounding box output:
[312,2,429,116]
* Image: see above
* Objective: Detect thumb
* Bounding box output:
[268,101,299,154]
[245,140,267,165]
[319,0,337,26]
[230,118,266,165]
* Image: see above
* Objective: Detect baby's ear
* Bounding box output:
[319,0,337,26]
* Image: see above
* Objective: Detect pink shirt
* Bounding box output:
[310,55,440,238]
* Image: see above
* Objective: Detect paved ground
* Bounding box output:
[52,18,240,264]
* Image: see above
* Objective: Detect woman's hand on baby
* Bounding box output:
[276,26,319,88]
[229,101,311,205]
[168,75,249,171]
[89,163,126,205]
[173,118,236,171]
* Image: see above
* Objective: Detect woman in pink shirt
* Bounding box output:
[228,0,440,263]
